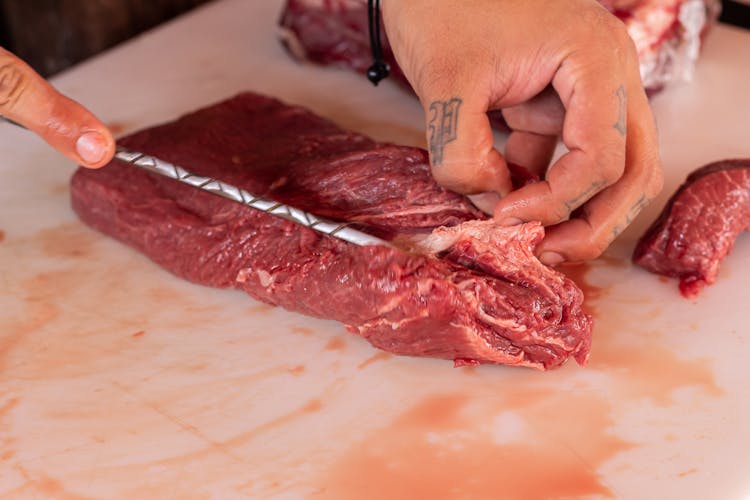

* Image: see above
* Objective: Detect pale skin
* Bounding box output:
[383,0,663,264]
[1,0,663,263]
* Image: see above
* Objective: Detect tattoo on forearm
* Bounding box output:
[614,85,627,137]
[428,98,462,165]
[564,180,606,211]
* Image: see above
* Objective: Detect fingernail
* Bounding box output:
[539,251,565,266]
[76,131,107,165]
[468,192,500,215]
[498,217,524,226]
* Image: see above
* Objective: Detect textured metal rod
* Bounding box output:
[0,118,388,247]
[114,146,390,248]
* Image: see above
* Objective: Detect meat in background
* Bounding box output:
[278,0,721,92]
[634,159,750,298]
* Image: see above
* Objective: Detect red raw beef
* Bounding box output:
[634,159,750,298]
[70,92,592,369]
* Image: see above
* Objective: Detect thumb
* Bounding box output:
[0,48,114,168]
[424,94,511,196]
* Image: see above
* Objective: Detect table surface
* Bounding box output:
[1,1,750,498]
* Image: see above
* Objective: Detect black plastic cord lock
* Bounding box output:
[367,0,390,85]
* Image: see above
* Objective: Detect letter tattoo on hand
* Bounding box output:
[613,85,626,137]
[612,194,652,239]
[428,98,462,165]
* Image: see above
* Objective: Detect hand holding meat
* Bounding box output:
[0,48,114,168]
[382,0,663,264]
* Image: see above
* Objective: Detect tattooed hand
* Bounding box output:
[382,0,663,263]
[0,47,114,168]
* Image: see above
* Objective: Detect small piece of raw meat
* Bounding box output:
[71,92,592,369]
[633,159,750,298]
[278,0,720,92]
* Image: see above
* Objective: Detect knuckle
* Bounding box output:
[547,202,571,225]
[611,30,639,71]
[601,161,625,185]
[583,8,636,65]
[591,146,626,185]
[577,235,609,261]
[416,55,462,99]
[608,19,632,45]
[431,164,475,194]
[646,161,664,198]
[0,55,28,111]
[631,152,664,199]
[585,7,622,34]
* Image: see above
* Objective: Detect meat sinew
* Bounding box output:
[634,159,750,298]
[71,92,592,369]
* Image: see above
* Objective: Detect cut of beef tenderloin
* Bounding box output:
[278,0,720,92]
[70,92,592,370]
[633,159,750,298]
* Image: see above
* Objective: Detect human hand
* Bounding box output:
[0,47,114,168]
[382,0,663,264]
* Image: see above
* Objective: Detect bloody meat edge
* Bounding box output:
[634,159,750,298]
[70,92,592,370]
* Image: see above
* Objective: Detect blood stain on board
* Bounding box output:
[49,183,70,196]
[460,365,477,375]
[324,336,346,351]
[0,228,85,371]
[0,229,5,243]
[320,389,631,500]
[291,326,314,336]
[562,260,721,405]
[288,365,306,376]
[0,399,18,463]
[218,398,324,450]
[0,223,229,380]
[247,303,275,315]
[0,301,60,373]
[677,468,698,477]
[590,319,721,404]
[357,351,392,370]
[107,121,131,135]
[0,397,20,420]
[7,469,92,500]
[34,223,97,259]
[131,330,146,338]
[558,262,610,311]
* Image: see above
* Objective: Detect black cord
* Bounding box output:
[367,0,390,86]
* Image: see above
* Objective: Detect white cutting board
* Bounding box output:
[1,1,750,498]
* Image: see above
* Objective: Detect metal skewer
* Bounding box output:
[113,147,390,247]
[0,116,390,248]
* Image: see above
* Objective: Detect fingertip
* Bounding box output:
[496,216,523,227]
[491,151,514,196]
[75,129,114,168]
[538,251,565,266]
[467,192,500,215]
